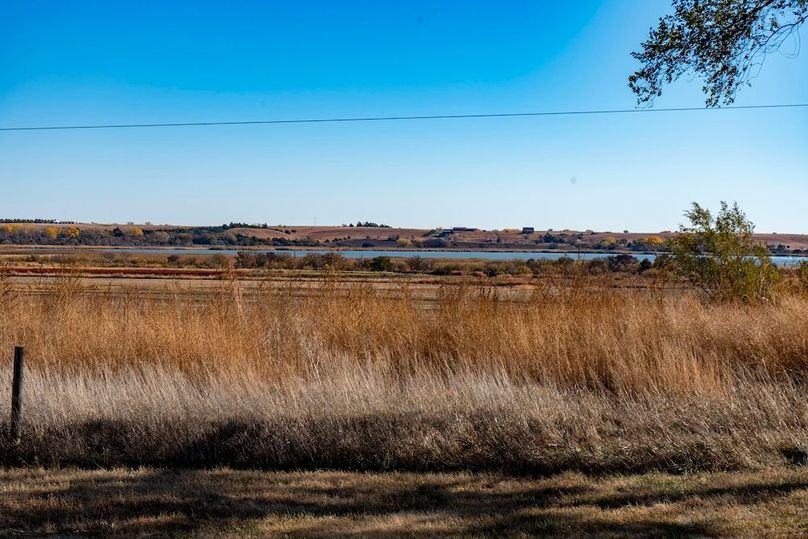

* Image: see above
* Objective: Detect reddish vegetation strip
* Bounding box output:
[6,266,226,277]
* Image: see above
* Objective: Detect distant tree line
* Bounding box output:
[343,221,391,228]
[221,222,271,229]
[0,218,77,224]
[0,224,319,247]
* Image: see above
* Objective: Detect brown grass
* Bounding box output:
[0,467,805,536]
[0,274,806,472]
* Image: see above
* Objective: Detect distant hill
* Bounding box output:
[0,222,806,255]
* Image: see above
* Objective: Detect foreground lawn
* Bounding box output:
[0,468,805,537]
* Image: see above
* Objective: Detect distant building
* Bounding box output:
[451,227,478,232]
[521,227,535,234]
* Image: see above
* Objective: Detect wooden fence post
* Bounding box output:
[10,346,24,444]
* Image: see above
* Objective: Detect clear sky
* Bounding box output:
[1,0,806,232]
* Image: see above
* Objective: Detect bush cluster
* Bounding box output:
[231,251,665,277]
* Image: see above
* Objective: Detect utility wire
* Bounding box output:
[0,102,806,132]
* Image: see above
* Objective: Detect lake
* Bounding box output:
[101,248,806,266]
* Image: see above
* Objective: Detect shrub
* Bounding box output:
[668,202,780,303]
[587,259,609,275]
[555,256,576,276]
[422,239,447,249]
[406,256,431,272]
[369,256,393,272]
[606,254,639,273]
[206,253,231,269]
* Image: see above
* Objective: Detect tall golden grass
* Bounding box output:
[0,274,806,472]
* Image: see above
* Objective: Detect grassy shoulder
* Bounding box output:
[1,467,805,537]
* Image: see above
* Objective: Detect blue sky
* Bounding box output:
[1,0,806,232]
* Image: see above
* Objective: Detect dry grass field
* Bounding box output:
[0,272,806,535]
[0,273,806,470]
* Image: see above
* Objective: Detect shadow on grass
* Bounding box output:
[577,475,808,510]
[4,415,789,475]
[2,468,804,537]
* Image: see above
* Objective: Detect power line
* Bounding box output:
[0,102,806,132]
